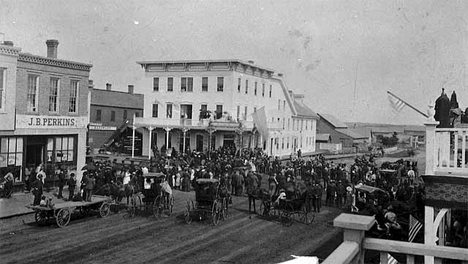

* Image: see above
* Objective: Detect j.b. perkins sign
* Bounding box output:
[16,115,88,129]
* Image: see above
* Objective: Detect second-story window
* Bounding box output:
[123,110,128,120]
[245,80,248,94]
[238,78,241,93]
[27,75,38,112]
[152,104,158,117]
[283,100,286,110]
[111,110,115,121]
[96,109,102,121]
[202,77,208,92]
[269,85,272,98]
[244,106,247,120]
[237,105,240,120]
[181,77,193,92]
[153,77,159,91]
[216,105,223,119]
[49,77,59,112]
[69,80,79,113]
[167,77,173,92]
[254,82,257,95]
[262,83,265,97]
[217,77,224,92]
[166,104,172,118]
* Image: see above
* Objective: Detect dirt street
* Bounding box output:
[0,190,341,264]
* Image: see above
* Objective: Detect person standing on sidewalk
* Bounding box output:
[56,167,66,199]
[32,174,44,205]
[84,174,95,202]
[67,173,76,201]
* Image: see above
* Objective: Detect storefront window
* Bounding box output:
[0,137,24,182]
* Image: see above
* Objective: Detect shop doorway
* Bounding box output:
[26,137,46,169]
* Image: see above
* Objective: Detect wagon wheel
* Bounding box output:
[34,210,48,224]
[56,208,71,228]
[220,198,228,221]
[279,203,294,227]
[184,200,192,224]
[126,195,137,218]
[259,200,271,218]
[153,195,163,219]
[211,200,220,226]
[99,202,111,218]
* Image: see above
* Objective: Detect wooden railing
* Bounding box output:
[322,213,468,264]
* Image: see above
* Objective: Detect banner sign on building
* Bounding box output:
[88,123,117,131]
[16,115,88,129]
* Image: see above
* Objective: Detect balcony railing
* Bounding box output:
[425,122,468,175]
[322,213,468,264]
[134,117,254,130]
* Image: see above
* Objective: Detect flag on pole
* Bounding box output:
[408,214,423,242]
[252,107,269,140]
[388,92,406,113]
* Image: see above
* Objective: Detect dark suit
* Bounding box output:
[434,93,451,128]
[32,179,44,205]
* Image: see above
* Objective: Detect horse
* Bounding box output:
[247,187,270,215]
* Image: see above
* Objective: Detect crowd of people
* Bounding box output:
[17,143,467,247]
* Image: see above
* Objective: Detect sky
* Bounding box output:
[2,0,468,125]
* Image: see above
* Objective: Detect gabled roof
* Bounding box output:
[336,128,368,139]
[318,113,348,128]
[293,100,319,119]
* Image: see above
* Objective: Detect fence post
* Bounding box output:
[323,213,375,264]
[425,121,438,175]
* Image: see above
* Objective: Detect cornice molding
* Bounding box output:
[0,46,21,57]
[18,53,92,71]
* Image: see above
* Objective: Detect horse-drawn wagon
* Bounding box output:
[184,178,228,226]
[26,195,112,228]
[129,172,174,219]
[258,190,315,226]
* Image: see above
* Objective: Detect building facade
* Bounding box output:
[88,83,144,154]
[134,60,318,159]
[0,39,91,186]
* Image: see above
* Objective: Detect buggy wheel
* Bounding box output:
[260,200,271,218]
[99,202,111,218]
[220,198,226,221]
[56,208,71,227]
[126,195,137,218]
[211,200,220,226]
[184,201,192,224]
[34,210,48,224]
[153,196,162,219]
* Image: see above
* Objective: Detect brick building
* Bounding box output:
[88,83,144,154]
[0,39,92,187]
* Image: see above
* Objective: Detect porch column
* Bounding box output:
[131,125,136,158]
[182,127,190,154]
[205,126,216,159]
[164,127,172,154]
[424,121,438,175]
[148,126,153,160]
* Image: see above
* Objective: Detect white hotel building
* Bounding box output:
[134,60,318,159]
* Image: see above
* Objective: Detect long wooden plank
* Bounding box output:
[363,238,468,261]
[26,195,111,211]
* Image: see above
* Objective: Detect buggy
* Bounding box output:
[184,178,228,226]
[129,172,174,219]
[352,183,390,214]
[258,190,315,226]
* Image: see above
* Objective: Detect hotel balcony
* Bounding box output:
[321,121,468,264]
[134,117,254,131]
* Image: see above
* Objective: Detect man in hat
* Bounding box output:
[32,173,44,205]
[67,173,76,201]
[434,88,451,128]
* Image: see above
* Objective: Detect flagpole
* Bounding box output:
[132,113,135,158]
[387,91,429,118]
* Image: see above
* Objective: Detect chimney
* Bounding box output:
[46,39,59,58]
[88,80,94,89]
[106,83,112,91]
[248,60,255,64]
[3,41,13,46]
[128,85,134,94]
